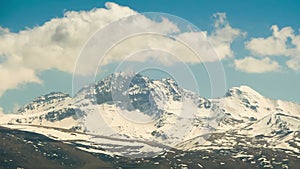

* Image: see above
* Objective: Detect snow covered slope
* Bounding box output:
[0,72,299,158]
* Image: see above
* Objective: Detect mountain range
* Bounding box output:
[0,72,299,169]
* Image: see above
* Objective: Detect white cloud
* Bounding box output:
[246,25,293,56]
[76,12,244,75]
[286,58,300,71]
[0,27,9,35]
[245,25,300,71]
[234,57,280,73]
[0,66,42,96]
[0,2,243,96]
[0,2,136,95]
[0,2,137,71]
[210,13,245,59]
[170,12,244,62]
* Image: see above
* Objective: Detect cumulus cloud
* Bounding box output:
[0,27,9,35]
[0,66,42,96]
[234,57,280,73]
[286,59,300,71]
[74,14,184,74]
[245,25,300,71]
[0,2,136,95]
[209,13,245,59]
[0,2,136,71]
[173,13,244,62]
[76,12,244,75]
[0,2,243,96]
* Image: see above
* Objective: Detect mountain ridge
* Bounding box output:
[0,72,300,163]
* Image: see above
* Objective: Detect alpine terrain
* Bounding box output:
[0,72,299,169]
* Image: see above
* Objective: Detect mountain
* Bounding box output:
[0,72,300,168]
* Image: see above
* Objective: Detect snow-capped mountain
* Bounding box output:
[1,72,300,162]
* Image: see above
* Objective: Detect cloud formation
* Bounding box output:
[0,3,243,96]
[75,12,244,75]
[245,25,300,71]
[0,2,136,96]
[210,13,245,59]
[234,57,280,73]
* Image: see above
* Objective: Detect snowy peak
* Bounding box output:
[241,112,300,137]
[78,72,184,113]
[17,92,71,114]
[222,85,265,114]
[225,85,263,98]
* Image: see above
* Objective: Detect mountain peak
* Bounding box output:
[225,85,262,98]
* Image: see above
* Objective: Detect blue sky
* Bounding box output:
[0,0,300,113]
